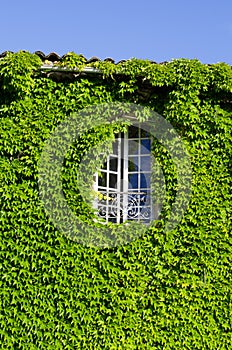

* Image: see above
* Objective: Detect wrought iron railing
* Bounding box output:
[96,191,152,222]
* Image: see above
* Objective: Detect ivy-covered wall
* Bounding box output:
[0,51,231,349]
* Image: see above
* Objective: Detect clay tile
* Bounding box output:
[46,52,61,62]
[87,56,101,63]
[103,58,115,63]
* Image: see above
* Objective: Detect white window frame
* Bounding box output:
[93,125,153,224]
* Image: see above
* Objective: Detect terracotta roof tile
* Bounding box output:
[0,51,158,65]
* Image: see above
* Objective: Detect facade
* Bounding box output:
[0,51,231,349]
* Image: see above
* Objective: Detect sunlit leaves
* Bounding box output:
[0,52,231,349]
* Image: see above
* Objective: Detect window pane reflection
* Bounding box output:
[141,156,151,171]
[141,139,151,153]
[128,140,139,155]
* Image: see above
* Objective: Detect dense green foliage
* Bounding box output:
[0,51,231,349]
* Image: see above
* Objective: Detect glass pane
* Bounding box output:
[109,173,117,189]
[98,172,107,187]
[112,140,119,155]
[109,157,118,172]
[128,157,138,172]
[128,174,138,188]
[128,140,139,155]
[140,173,150,188]
[141,129,150,138]
[141,139,151,153]
[128,125,139,138]
[141,156,151,171]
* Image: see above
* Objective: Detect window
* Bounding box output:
[93,125,153,224]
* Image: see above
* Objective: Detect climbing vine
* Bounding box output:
[0,51,231,349]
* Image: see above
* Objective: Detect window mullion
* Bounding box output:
[123,132,129,222]
[117,135,122,224]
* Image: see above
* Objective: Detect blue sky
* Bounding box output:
[1,0,232,64]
